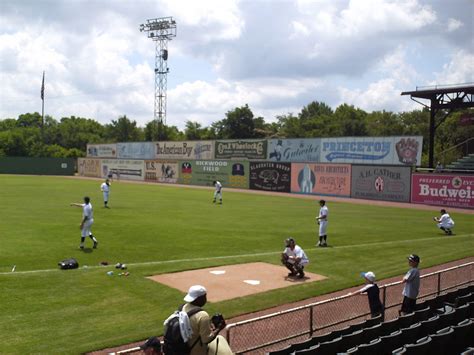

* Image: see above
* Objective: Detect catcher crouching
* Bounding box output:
[281,237,309,279]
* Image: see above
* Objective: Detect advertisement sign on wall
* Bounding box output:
[215,139,267,160]
[290,163,351,196]
[320,136,423,166]
[117,142,155,159]
[351,165,411,202]
[249,162,291,192]
[144,160,179,184]
[78,158,102,177]
[178,160,249,188]
[101,159,145,181]
[155,141,214,160]
[267,138,321,162]
[87,144,117,158]
[411,174,474,209]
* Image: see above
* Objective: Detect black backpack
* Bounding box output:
[58,258,79,270]
[163,305,202,355]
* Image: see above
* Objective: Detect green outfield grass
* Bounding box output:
[0,175,473,354]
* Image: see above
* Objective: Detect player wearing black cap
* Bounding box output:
[281,237,309,279]
[400,254,420,315]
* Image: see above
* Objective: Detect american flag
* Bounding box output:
[41,71,45,100]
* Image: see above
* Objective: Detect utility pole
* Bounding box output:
[139,17,177,124]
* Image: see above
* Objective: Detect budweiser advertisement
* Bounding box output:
[411,173,474,209]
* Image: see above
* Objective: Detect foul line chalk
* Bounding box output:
[1,233,472,276]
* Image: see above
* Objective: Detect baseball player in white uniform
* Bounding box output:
[316,200,329,247]
[100,178,111,208]
[70,196,98,250]
[281,237,309,279]
[433,209,455,235]
[213,180,222,204]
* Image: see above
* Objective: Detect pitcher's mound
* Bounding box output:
[147,262,327,302]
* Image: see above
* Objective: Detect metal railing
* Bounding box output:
[224,261,474,354]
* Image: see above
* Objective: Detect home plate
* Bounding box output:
[210,270,226,275]
[243,280,260,285]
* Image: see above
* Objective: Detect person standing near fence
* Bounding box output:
[316,200,329,247]
[100,178,111,208]
[356,271,384,318]
[400,254,420,315]
[433,209,455,235]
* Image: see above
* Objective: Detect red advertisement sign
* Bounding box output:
[411,173,474,209]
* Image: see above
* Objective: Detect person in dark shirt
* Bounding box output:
[356,271,384,318]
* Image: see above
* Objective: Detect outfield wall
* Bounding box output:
[87,136,423,166]
[77,157,473,209]
[0,157,75,175]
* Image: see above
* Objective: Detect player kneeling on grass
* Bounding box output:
[433,209,455,235]
[281,237,309,279]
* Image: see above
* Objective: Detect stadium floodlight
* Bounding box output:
[139,17,177,124]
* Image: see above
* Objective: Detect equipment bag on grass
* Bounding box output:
[163,305,202,355]
[58,258,79,270]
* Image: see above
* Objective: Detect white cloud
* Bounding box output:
[433,50,474,85]
[0,0,472,130]
[447,18,463,32]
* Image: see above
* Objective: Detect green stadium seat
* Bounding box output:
[338,329,363,353]
[380,317,401,335]
[419,314,441,337]
[452,319,474,351]
[414,306,432,323]
[379,330,404,354]
[364,314,383,327]
[398,312,415,329]
[399,322,422,347]
[362,322,382,343]
[356,338,383,355]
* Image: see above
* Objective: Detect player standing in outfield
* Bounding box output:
[213,180,222,204]
[433,209,455,235]
[281,237,309,279]
[100,178,111,208]
[70,196,98,250]
[316,200,329,247]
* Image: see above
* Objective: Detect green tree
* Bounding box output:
[144,120,183,141]
[105,115,143,142]
[333,104,368,136]
[215,104,262,139]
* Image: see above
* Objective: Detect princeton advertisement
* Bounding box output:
[411,174,474,209]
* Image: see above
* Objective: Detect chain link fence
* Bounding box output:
[225,262,474,354]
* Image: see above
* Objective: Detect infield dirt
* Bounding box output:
[147,262,327,302]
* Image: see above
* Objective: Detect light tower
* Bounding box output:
[140,17,177,124]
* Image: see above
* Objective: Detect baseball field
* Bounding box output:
[0,174,473,354]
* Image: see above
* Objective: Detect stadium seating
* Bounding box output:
[361,322,383,343]
[452,319,474,354]
[265,286,474,355]
[338,329,363,352]
[363,314,382,327]
[266,344,293,355]
[317,336,342,354]
[397,312,415,329]
[356,338,383,355]
[399,322,422,346]
[394,336,432,355]
[413,306,431,322]
[436,307,456,329]
[429,326,454,354]
[379,317,401,335]
[418,314,440,337]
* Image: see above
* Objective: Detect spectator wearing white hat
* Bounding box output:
[182,285,233,355]
[356,271,384,318]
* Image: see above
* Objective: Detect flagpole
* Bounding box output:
[41,71,45,139]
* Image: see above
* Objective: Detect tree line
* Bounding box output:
[0,101,472,166]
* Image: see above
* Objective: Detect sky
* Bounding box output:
[1,0,473,130]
